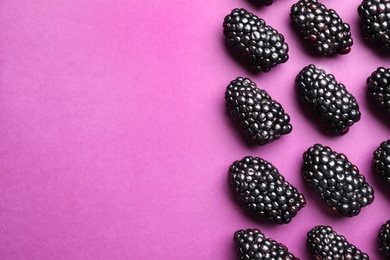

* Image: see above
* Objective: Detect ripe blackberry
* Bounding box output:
[295,64,361,135]
[290,0,353,55]
[307,226,369,259]
[234,229,299,259]
[302,144,375,217]
[223,8,289,72]
[358,0,390,52]
[225,77,292,145]
[367,67,390,113]
[373,139,390,183]
[229,156,306,224]
[252,0,273,6]
[379,220,390,258]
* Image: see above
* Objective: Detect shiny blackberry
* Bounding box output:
[358,0,390,52]
[234,229,299,260]
[223,8,289,72]
[379,220,390,258]
[307,226,369,259]
[302,144,374,217]
[373,139,390,183]
[290,0,353,55]
[296,64,361,135]
[229,156,306,224]
[367,67,390,113]
[225,77,292,145]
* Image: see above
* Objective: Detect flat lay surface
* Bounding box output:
[1,0,390,259]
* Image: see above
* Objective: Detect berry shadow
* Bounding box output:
[365,88,390,130]
[353,15,390,59]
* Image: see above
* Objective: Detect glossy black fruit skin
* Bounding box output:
[307,226,370,259]
[358,0,390,52]
[290,0,353,55]
[302,144,374,217]
[373,139,390,183]
[379,220,390,259]
[367,67,390,113]
[252,0,273,5]
[229,156,306,224]
[234,228,299,260]
[296,64,361,135]
[225,77,292,145]
[223,8,289,72]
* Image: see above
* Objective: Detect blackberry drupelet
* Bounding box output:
[307,226,369,259]
[296,64,361,135]
[302,144,374,217]
[358,0,390,52]
[234,229,299,259]
[367,67,390,113]
[223,8,289,72]
[373,139,390,183]
[225,77,292,145]
[229,156,306,224]
[379,220,390,258]
[290,0,353,55]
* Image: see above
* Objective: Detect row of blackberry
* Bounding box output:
[225,65,390,146]
[233,222,390,259]
[233,226,372,259]
[223,1,390,73]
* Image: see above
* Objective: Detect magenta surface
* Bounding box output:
[1,0,390,259]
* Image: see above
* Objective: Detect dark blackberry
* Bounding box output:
[373,139,390,183]
[295,64,361,135]
[252,0,273,6]
[225,77,292,145]
[229,156,306,224]
[290,0,353,55]
[307,226,369,259]
[234,229,299,260]
[358,0,390,52]
[367,67,390,113]
[379,220,390,258]
[302,144,374,217]
[223,8,289,72]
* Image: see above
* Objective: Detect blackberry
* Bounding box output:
[223,8,289,72]
[307,226,369,259]
[295,64,361,135]
[234,229,299,260]
[225,77,292,145]
[290,0,353,55]
[373,139,390,183]
[379,220,390,258]
[302,144,374,217]
[358,0,390,52]
[229,156,306,224]
[252,0,273,6]
[367,67,390,113]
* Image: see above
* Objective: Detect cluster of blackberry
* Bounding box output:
[223,8,289,72]
[229,156,306,224]
[302,144,374,217]
[219,1,390,259]
[225,77,292,145]
[290,0,353,55]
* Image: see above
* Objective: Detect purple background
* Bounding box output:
[1,0,390,259]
